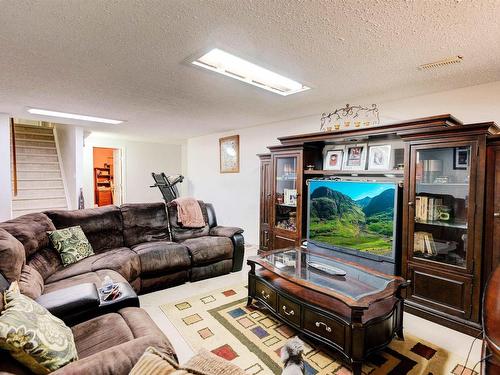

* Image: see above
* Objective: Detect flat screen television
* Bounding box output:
[307,179,401,273]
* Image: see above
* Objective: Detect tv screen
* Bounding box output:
[307,180,398,260]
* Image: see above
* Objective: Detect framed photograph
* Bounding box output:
[283,188,297,206]
[323,149,344,170]
[368,144,392,170]
[453,147,469,170]
[219,135,240,173]
[342,144,367,170]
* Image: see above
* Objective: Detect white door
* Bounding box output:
[112,149,123,205]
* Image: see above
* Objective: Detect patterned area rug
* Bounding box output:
[160,285,475,375]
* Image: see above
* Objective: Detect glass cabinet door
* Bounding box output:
[273,155,299,234]
[410,144,474,268]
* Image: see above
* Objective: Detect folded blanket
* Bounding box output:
[172,197,205,228]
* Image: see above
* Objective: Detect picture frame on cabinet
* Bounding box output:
[323,149,344,170]
[453,146,469,170]
[343,144,367,170]
[368,144,392,170]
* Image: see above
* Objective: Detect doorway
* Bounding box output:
[93,147,123,207]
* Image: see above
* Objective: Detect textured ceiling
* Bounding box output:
[0,0,499,140]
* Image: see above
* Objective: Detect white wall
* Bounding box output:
[187,80,500,245]
[55,124,84,209]
[83,134,185,207]
[0,114,12,221]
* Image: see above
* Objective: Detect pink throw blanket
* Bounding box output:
[172,197,205,228]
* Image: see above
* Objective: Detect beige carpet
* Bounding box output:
[160,284,476,375]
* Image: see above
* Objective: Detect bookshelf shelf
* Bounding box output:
[415,219,467,230]
[304,169,404,177]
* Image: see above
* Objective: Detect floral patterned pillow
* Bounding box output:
[48,226,94,267]
[0,282,78,374]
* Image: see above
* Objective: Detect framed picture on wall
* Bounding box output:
[342,144,367,170]
[219,135,240,173]
[323,149,344,170]
[368,144,392,170]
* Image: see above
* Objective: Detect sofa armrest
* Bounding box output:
[35,283,100,326]
[230,233,245,272]
[209,226,243,238]
[52,335,176,375]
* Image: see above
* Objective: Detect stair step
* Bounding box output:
[16,171,61,179]
[16,139,56,149]
[14,131,54,140]
[12,197,67,210]
[13,206,67,218]
[16,180,64,189]
[15,134,55,142]
[15,165,60,172]
[15,147,57,155]
[16,154,59,164]
[14,188,66,199]
[13,125,53,135]
[15,154,59,162]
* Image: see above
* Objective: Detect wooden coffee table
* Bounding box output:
[247,248,409,375]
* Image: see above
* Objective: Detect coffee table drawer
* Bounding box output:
[303,308,345,349]
[255,280,276,310]
[278,295,301,326]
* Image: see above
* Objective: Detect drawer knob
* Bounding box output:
[315,321,332,332]
[260,290,270,299]
[494,212,500,218]
[282,305,295,316]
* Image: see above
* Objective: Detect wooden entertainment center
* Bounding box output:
[257,114,500,335]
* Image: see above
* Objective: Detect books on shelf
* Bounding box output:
[415,196,443,222]
[414,231,436,255]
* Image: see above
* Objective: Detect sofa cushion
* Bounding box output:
[18,265,44,300]
[72,307,174,359]
[0,213,55,258]
[45,247,140,284]
[167,201,210,241]
[181,236,233,265]
[131,241,191,275]
[44,269,128,295]
[0,228,25,283]
[0,282,78,374]
[48,226,95,267]
[45,206,124,253]
[121,203,170,247]
[27,247,63,281]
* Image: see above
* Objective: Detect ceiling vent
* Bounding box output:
[418,56,463,70]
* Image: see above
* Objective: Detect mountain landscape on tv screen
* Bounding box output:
[309,184,395,256]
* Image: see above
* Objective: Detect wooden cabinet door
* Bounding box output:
[271,150,303,243]
[259,155,272,251]
[485,145,500,278]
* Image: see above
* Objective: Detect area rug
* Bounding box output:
[160,285,475,375]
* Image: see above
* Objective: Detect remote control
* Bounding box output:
[307,261,346,276]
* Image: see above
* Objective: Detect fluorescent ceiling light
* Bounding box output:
[27,108,123,124]
[192,48,310,96]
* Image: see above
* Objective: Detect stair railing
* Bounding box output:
[10,118,17,197]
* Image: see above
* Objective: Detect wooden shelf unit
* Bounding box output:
[257,114,500,335]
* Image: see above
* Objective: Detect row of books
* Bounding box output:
[415,196,443,222]
[414,231,437,255]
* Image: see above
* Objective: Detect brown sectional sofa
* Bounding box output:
[0,201,244,374]
[0,201,244,299]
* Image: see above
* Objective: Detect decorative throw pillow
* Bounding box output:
[48,226,94,267]
[0,282,78,374]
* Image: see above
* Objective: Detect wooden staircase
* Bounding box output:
[11,123,68,217]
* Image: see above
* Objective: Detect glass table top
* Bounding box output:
[257,249,393,301]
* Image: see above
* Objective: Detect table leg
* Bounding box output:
[247,296,253,307]
[352,361,362,375]
[396,327,405,340]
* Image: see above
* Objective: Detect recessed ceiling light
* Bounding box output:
[192,48,310,96]
[27,108,123,124]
